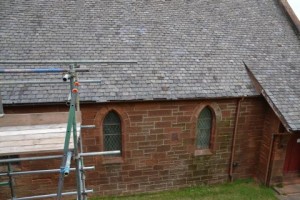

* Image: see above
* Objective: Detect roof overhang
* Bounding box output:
[279,0,300,34]
[244,62,295,133]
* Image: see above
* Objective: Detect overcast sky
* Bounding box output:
[288,0,300,20]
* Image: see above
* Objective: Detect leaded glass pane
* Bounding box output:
[104,112,121,124]
[197,107,212,149]
[103,111,121,155]
[104,135,121,151]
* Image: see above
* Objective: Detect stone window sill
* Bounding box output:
[101,156,124,164]
[194,149,213,156]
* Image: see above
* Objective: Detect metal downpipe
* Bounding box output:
[229,98,243,182]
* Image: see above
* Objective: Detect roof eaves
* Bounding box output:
[279,0,300,34]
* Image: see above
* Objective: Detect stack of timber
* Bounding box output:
[0,112,81,155]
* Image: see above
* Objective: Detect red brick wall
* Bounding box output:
[80,99,237,196]
[270,134,291,185]
[256,106,277,184]
[255,105,291,185]
[231,98,267,180]
[1,98,267,198]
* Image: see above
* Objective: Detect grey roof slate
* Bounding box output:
[246,60,300,132]
[0,0,299,108]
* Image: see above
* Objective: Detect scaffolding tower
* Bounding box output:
[0,60,136,200]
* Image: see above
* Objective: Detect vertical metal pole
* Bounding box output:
[70,65,82,200]
[0,95,4,117]
[79,136,87,200]
[75,69,81,112]
[265,134,275,186]
[63,151,73,176]
[8,162,16,199]
[77,159,83,200]
[57,65,77,200]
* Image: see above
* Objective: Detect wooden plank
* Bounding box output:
[0,124,81,136]
[1,137,74,147]
[0,132,67,141]
[0,123,68,131]
[0,144,73,152]
[0,123,80,132]
[0,128,66,137]
[0,112,81,126]
[0,124,81,155]
[0,144,74,155]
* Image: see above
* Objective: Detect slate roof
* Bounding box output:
[0,1,299,116]
[246,60,300,132]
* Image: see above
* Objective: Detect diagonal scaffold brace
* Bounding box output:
[56,64,82,200]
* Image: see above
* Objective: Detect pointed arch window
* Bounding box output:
[196,107,212,149]
[103,111,122,154]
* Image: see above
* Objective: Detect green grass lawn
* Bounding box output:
[91,179,277,200]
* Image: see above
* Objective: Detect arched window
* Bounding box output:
[196,107,212,149]
[103,111,122,154]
